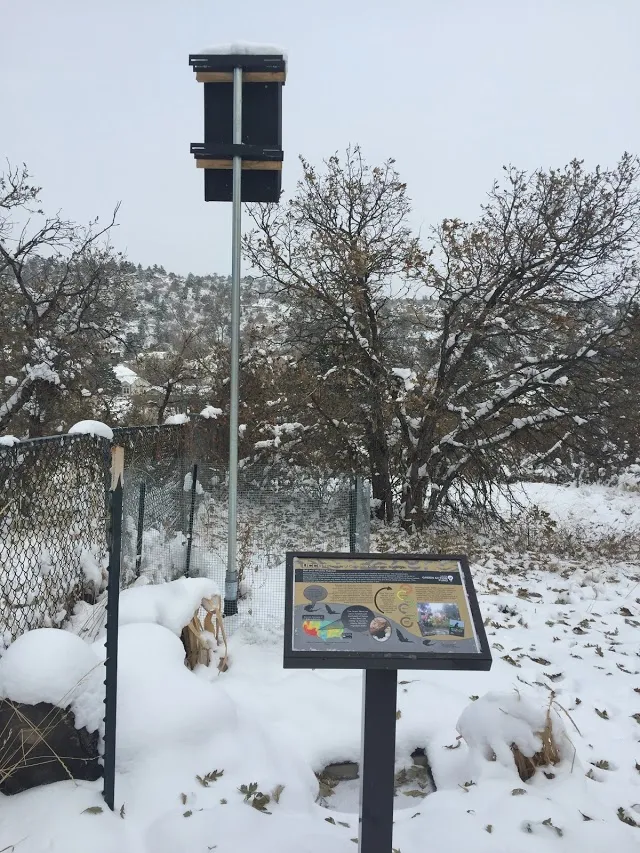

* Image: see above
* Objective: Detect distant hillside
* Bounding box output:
[117,264,287,358]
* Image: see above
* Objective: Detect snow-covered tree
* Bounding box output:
[132,325,223,424]
[0,164,130,434]
[244,147,424,521]
[246,150,640,529]
[399,155,640,527]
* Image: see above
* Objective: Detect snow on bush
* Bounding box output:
[457,690,569,772]
[106,621,316,805]
[164,413,190,425]
[183,470,204,494]
[0,434,19,446]
[611,464,640,492]
[391,367,417,390]
[131,528,188,583]
[0,628,104,733]
[79,547,104,591]
[200,405,223,419]
[1,543,68,628]
[119,577,220,635]
[68,420,114,440]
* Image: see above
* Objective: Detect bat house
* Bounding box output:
[189,52,285,202]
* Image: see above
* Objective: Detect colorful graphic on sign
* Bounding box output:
[291,556,481,655]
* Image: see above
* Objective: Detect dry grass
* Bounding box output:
[181,596,228,672]
[510,695,581,782]
[373,506,640,564]
[0,660,104,793]
[511,711,561,782]
[181,619,211,670]
[0,700,75,789]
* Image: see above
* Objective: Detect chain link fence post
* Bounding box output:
[103,444,124,812]
[134,481,146,579]
[185,463,198,578]
[349,476,358,554]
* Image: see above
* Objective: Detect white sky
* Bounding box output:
[2,0,638,275]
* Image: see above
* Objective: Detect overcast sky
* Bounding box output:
[2,0,638,275]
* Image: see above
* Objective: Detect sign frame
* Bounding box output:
[284,551,492,671]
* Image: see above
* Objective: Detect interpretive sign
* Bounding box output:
[284,552,491,671]
[284,552,491,853]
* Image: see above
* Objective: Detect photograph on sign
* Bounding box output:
[288,554,485,659]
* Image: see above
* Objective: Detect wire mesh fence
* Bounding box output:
[186,462,370,634]
[0,422,370,646]
[0,434,110,650]
[112,425,192,587]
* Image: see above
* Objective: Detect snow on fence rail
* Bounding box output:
[0,424,370,649]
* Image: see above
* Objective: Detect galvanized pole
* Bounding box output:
[225,66,242,616]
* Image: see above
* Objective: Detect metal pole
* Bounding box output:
[225,65,242,616]
[359,669,398,853]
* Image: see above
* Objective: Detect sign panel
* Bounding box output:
[284,553,492,671]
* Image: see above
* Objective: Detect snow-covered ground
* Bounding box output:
[2,483,640,852]
[506,481,640,540]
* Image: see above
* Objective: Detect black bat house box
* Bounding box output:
[189,52,285,203]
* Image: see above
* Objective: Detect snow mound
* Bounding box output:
[68,420,114,440]
[118,577,220,635]
[457,690,568,768]
[200,405,223,419]
[0,434,19,446]
[114,623,236,767]
[0,628,104,732]
[164,413,190,425]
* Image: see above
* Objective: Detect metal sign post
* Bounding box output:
[359,668,397,853]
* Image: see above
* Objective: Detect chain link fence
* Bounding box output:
[0,422,370,646]
[0,434,110,650]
